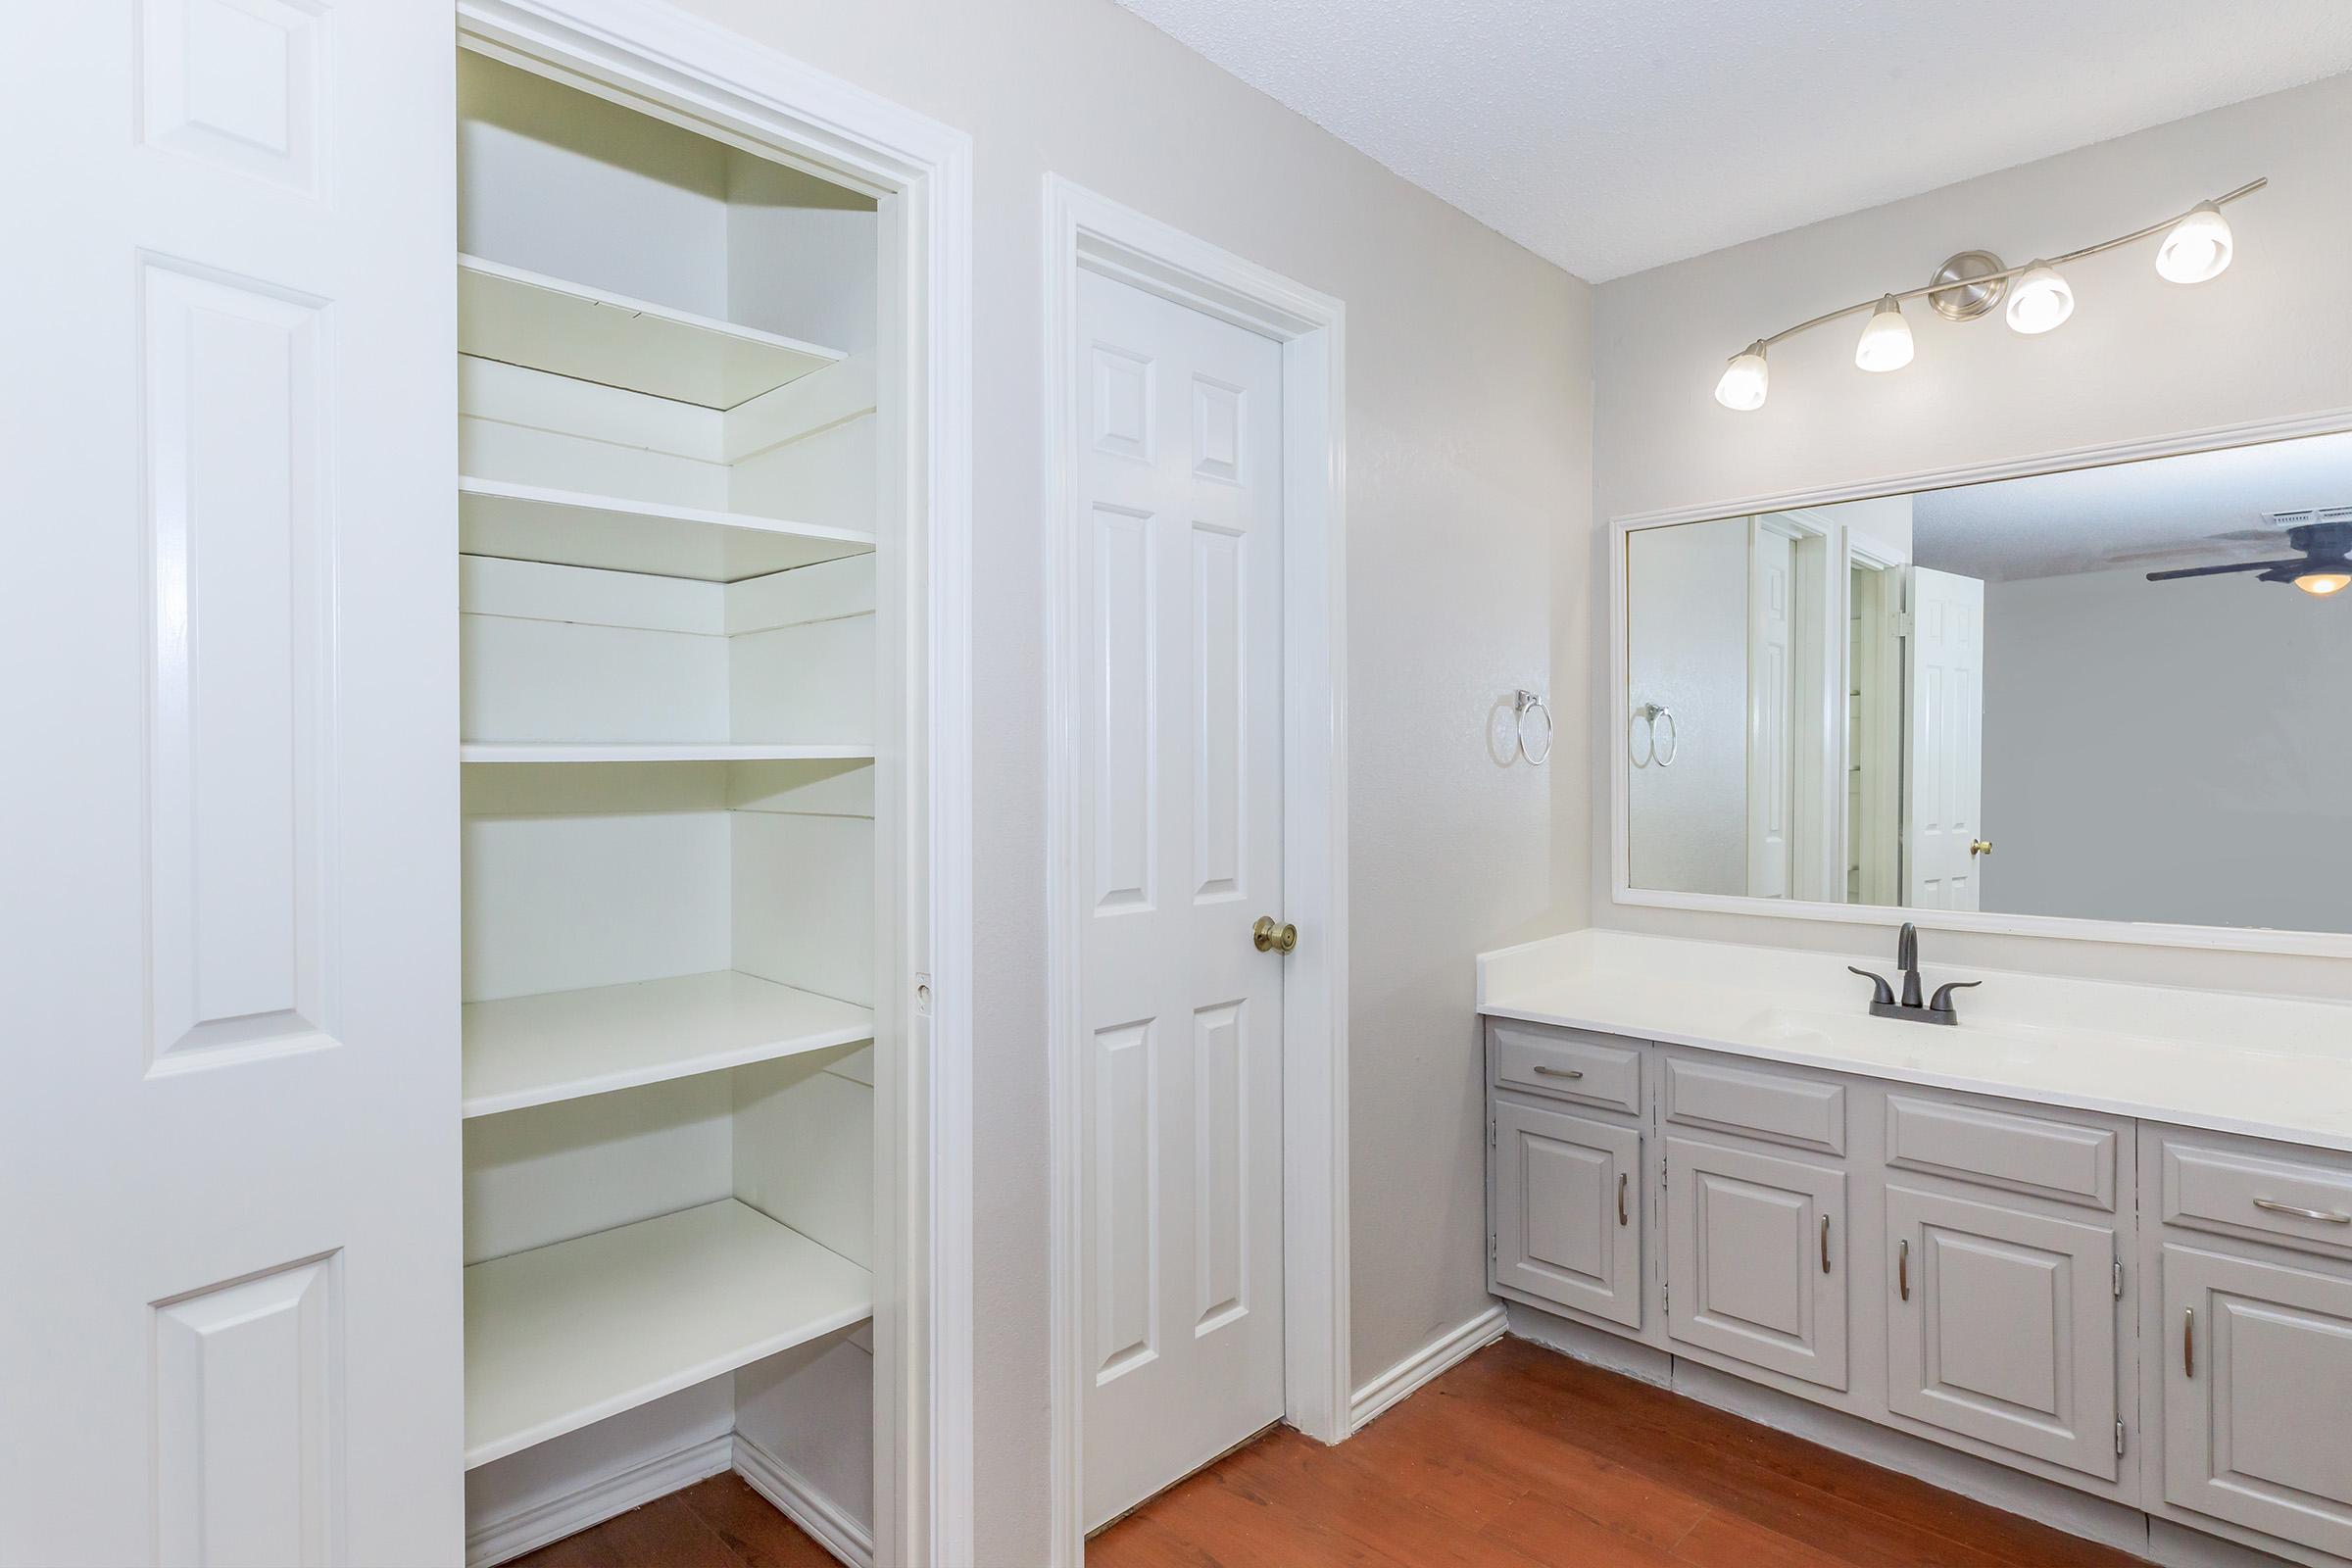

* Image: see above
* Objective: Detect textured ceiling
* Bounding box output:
[1913,432,2352,583]
[1111,0,2352,281]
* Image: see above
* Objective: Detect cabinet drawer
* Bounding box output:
[1665,1055,1844,1154]
[1492,1023,1642,1114]
[2160,1137,2352,1261]
[1886,1093,2117,1211]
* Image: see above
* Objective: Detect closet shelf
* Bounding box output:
[458,254,844,410]
[465,1199,870,1469]
[463,969,873,1119]
[460,742,875,764]
[461,477,874,584]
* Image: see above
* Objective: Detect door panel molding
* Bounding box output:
[1044,176,1348,1568]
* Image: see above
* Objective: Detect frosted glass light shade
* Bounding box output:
[2157,201,2234,284]
[2293,569,2350,597]
[1715,343,1768,411]
[1854,295,1914,372]
[2005,262,2074,334]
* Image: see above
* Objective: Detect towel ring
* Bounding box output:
[1513,689,1553,765]
[1630,702,1678,767]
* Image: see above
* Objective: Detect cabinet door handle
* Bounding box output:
[2183,1306,2194,1379]
[2253,1196,2352,1224]
[1532,1064,1584,1080]
[1618,1172,1629,1227]
[1820,1214,1832,1274]
[1898,1238,1909,1300]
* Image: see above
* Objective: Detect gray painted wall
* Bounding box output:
[667,2,1594,1558]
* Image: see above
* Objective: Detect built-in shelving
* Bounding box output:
[463,969,873,1118]
[463,1199,871,1469]
[460,742,875,764]
[458,254,844,410]
[461,476,874,583]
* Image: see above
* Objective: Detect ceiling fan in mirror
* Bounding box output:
[2143,509,2352,597]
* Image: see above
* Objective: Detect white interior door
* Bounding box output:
[1076,269,1286,1529]
[1747,523,1796,899]
[1902,566,1987,910]
[1,8,458,1564]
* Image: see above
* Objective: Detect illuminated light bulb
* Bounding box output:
[2156,201,2234,284]
[2005,262,2074,334]
[1715,341,1769,411]
[2293,570,2350,597]
[1854,294,1914,372]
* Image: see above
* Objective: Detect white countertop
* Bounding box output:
[1478,929,2352,1152]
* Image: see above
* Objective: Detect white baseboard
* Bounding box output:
[1348,1303,1508,1433]
[733,1431,874,1568]
[466,1433,732,1568]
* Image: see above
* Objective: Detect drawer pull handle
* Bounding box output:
[1898,1238,1909,1300]
[1618,1172,1629,1227]
[2183,1306,2194,1378]
[2252,1196,2352,1224]
[1532,1065,1585,1080]
[1820,1214,1832,1274]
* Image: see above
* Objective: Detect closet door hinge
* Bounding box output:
[2115,1419,2127,1457]
[1892,610,1916,639]
[2113,1259,2125,1298]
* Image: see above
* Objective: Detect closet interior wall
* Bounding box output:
[452,52,886,1560]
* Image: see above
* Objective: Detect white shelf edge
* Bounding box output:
[463,1200,870,1470]
[462,971,875,1119]
[457,475,877,555]
[458,253,846,369]
[459,742,876,764]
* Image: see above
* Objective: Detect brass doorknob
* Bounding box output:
[1969,839,1993,857]
[1252,916,1298,955]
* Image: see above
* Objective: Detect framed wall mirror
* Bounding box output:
[1612,424,2352,952]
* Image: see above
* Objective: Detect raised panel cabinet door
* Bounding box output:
[1493,1102,1642,1329]
[1,6,458,1564]
[1885,1187,2120,1479]
[1666,1138,1848,1390]
[2163,1245,2352,1558]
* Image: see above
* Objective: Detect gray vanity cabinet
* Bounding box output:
[1884,1185,2121,1480]
[1492,1100,1643,1328]
[2159,1245,2352,1559]
[1664,1136,1848,1390]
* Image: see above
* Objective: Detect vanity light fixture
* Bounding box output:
[1853,295,1914,371]
[1712,178,2264,411]
[2003,262,2074,335]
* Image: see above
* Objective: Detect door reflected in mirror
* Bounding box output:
[1623,428,2352,934]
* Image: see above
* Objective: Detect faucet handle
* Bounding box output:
[1847,965,1896,1006]
[1928,980,1982,1015]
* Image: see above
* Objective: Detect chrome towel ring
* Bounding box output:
[1513,689,1553,764]
[1630,702,1678,767]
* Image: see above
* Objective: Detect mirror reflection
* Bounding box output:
[1624,429,2352,932]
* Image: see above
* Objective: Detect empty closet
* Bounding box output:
[454,54,888,1563]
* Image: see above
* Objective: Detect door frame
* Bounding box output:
[453,3,977,1561]
[1042,174,1351,1565]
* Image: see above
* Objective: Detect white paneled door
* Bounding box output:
[1077,270,1287,1529]
[1,7,458,1565]
[1901,567,1987,911]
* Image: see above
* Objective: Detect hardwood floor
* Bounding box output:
[515,1336,2150,1568]
[510,1474,839,1568]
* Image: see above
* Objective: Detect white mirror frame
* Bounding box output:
[1609,405,2352,958]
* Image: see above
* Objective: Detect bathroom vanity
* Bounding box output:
[1480,930,2352,1567]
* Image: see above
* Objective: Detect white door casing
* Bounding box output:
[1075,270,1288,1529]
[1,5,459,1564]
[1903,566,1987,911]
[1747,522,1796,900]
